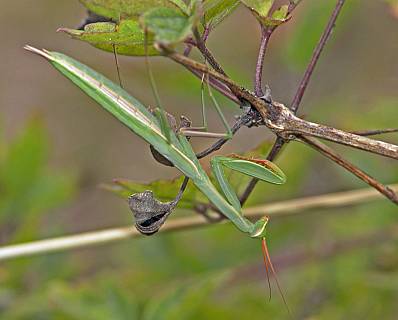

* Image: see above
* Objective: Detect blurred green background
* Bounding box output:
[1,0,398,318]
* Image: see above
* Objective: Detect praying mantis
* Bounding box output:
[25,45,290,309]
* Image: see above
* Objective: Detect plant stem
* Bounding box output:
[254,27,272,97]
[300,136,398,204]
[291,0,346,114]
[193,28,227,76]
[287,117,398,160]
[350,128,398,137]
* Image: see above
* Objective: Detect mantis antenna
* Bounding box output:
[112,44,123,89]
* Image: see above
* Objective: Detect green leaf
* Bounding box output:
[203,0,240,27]
[102,176,208,209]
[239,0,290,27]
[168,0,190,15]
[140,7,194,45]
[239,0,273,19]
[78,0,178,20]
[58,20,159,56]
[263,4,290,26]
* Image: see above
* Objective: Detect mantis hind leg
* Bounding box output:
[179,69,233,139]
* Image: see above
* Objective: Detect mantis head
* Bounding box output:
[249,216,269,238]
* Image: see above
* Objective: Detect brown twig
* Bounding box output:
[186,67,239,103]
[299,136,398,204]
[291,0,346,114]
[351,128,398,137]
[182,26,239,103]
[253,2,300,97]
[193,27,227,76]
[285,116,398,160]
[254,26,273,96]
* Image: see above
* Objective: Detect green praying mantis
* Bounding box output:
[25,45,290,308]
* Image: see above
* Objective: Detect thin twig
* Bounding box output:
[351,128,398,137]
[300,136,398,204]
[291,0,346,114]
[193,28,227,76]
[188,67,239,103]
[252,0,301,97]
[1,184,397,261]
[183,26,238,103]
[288,0,301,14]
[286,116,398,160]
[254,27,273,96]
